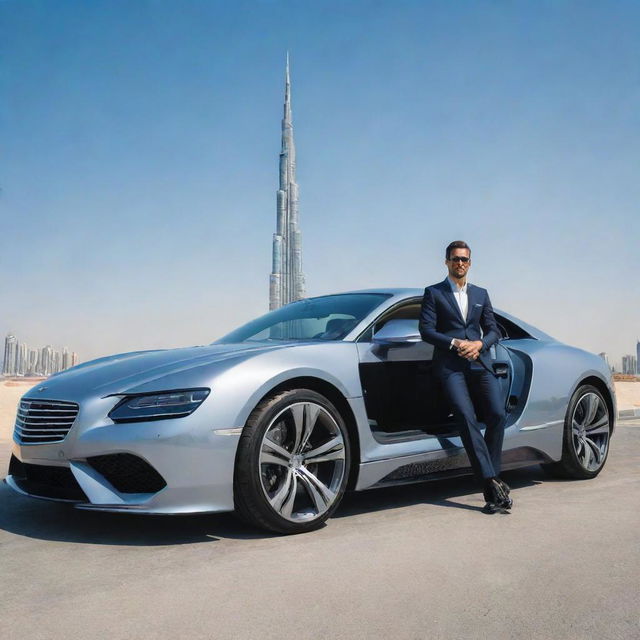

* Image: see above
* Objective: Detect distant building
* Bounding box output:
[28,349,38,375]
[3,334,17,376]
[269,54,305,311]
[41,345,54,376]
[17,342,28,376]
[2,333,78,377]
[637,341,640,374]
[622,355,637,376]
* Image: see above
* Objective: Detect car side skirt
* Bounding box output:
[355,445,554,490]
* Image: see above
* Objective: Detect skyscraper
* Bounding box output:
[637,340,640,375]
[41,345,54,376]
[622,355,637,375]
[28,349,38,375]
[62,347,71,370]
[3,334,17,376]
[269,54,305,310]
[17,342,28,376]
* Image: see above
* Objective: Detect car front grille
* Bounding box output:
[14,398,79,444]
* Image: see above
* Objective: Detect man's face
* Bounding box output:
[446,247,471,280]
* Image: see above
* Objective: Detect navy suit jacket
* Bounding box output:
[419,279,500,372]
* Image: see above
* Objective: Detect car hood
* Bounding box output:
[27,343,291,400]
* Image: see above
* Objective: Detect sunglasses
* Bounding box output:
[448,256,470,263]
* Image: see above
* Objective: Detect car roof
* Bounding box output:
[308,288,423,301]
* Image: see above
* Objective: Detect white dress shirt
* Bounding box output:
[448,277,468,350]
[448,276,468,321]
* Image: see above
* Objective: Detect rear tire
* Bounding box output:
[234,389,351,534]
[542,384,611,479]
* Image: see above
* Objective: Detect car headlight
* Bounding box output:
[108,389,210,423]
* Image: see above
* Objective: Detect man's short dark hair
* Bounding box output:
[446,240,471,260]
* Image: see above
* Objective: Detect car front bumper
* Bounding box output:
[6,399,241,515]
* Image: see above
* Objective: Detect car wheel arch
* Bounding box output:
[542,378,613,479]
[243,375,361,490]
[573,375,616,434]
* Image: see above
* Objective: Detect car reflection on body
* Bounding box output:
[6,290,615,534]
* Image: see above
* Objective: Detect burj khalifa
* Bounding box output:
[269,55,305,310]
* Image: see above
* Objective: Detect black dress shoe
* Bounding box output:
[497,477,511,496]
[482,478,513,513]
[482,501,502,514]
[497,478,513,509]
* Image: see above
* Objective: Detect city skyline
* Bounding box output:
[2,333,78,378]
[1,2,638,366]
[601,344,640,376]
[619,340,640,375]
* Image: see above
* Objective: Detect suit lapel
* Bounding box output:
[465,285,479,326]
[440,279,465,324]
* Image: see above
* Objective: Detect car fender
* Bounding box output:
[203,343,362,432]
[504,340,615,461]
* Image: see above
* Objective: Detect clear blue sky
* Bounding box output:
[1,0,638,368]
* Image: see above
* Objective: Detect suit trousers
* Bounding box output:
[439,363,506,481]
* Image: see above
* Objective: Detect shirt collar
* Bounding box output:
[447,276,469,293]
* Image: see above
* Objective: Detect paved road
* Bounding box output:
[1,421,639,640]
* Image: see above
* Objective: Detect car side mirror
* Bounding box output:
[372,319,422,345]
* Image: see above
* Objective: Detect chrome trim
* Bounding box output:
[13,398,79,445]
[18,408,77,414]
[111,411,192,420]
[15,429,69,438]
[16,419,73,427]
[520,420,563,432]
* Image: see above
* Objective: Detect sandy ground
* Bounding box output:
[614,380,640,409]
[0,380,41,441]
[1,378,638,442]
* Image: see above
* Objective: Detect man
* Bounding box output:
[419,240,512,513]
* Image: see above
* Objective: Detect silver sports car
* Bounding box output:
[6,290,615,533]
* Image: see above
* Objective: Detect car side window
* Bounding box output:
[264,313,359,341]
[309,314,359,340]
[493,313,534,340]
[357,302,422,343]
[495,320,509,340]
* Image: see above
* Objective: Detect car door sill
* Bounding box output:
[371,429,460,444]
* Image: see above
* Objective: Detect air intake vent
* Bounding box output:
[8,455,87,501]
[87,453,167,494]
[14,399,79,444]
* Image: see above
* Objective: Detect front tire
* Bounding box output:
[543,384,611,479]
[234,389,351,534]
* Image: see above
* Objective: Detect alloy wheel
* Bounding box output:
[571,392,610,472]
[258,401,346,522]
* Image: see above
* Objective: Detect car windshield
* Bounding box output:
[215,293,391,343]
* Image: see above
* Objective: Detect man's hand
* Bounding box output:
[454,339,483,361]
